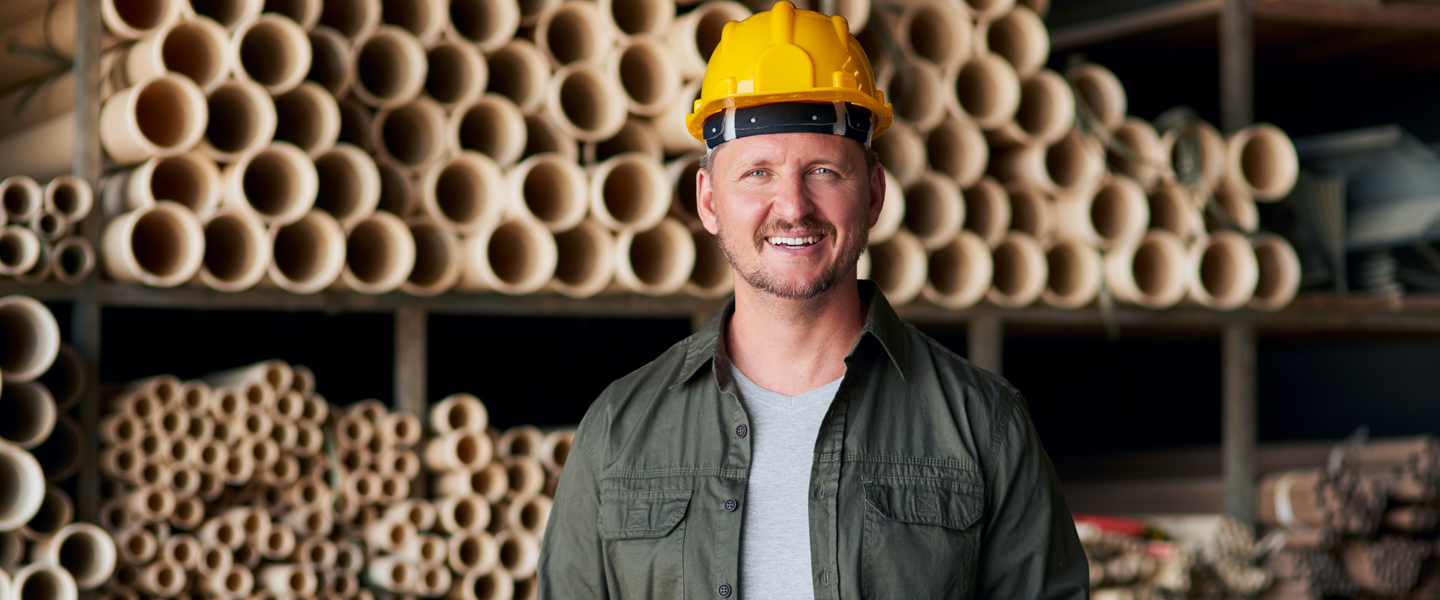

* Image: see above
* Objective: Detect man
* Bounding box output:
[537,3,1088,598]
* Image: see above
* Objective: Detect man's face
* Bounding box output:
[697,132,885,301]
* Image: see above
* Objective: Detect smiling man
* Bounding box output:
[536,3,1088,598]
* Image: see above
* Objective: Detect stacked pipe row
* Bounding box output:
[94,357,570,600]
[1075,514,1270,599]
[0,294,117,600]
[0,176,98,283]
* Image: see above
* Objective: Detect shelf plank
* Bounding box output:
[1050,0,1222,50]
[1250,0,1440,30]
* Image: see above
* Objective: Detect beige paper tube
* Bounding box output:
[199,79,277,163]
[0,0,181,89]
[926,115,988,188]
[615,217,696,296]
[101,201,205,287]
[3,176,42,223]
[1226,123,1298,201]
[665,151,702,223]
[335,411,374,447]
[1187,230,1258,311]
[871,121,927,189]
[266,208,347,293]
[507,495,553,537]
[1005,185,1055,246]
[101,413,142,447]
[990,69,1072,147]
[550,217,618,298]
[1104,229,1189,309]
[504,454,546,499]
[351,26,428,108]
[196,542,235,577]
[337,96,373,151]
[230,14,312,94]
[430,394,489,435]
[668,1,750,79]
[1206,180,1258,233]
[375,162,418,215]
[869,169,906,245]
[0,226,41,276]
[948,54,1021,132]
[867,228,927,306]
[446,0,519,52]
[381,410,422,446]
[379,0,445,42]
[424,430,493,471]
[684,223,733,299]
[975,6,1047,79]
[1146,182,1202,243]
[1054,175,1149,250]
[1249,233,1300,312]
[898,0,972,70]
[28,210,67,243]
[486,39,552,116]
[317,0,381,37]
[129,487,177,523]
[415,565,453,597]
[115,526,158,563]
[30,523,117,589]
[448,532,499,576]
[372,97,449,174]
[258,524,297,560]
[207,565,254,599]
[260,565,317,599]
[402,215,464,296]
[590,153,669,233]
[495,530,541,579]
[922,230,992,310]
[160,535,200,571]
[138,560,187,596]
[450,94,527,168]
[297,537,336,570]
[1065,63,1126,133]
[986,230,1047,308]
[1161,119,1227,191]
[384,500,437,533]
[103,152,223,220]
[31,412,82,479]
[584,117,663,166]
[401,534,450,567]
[652,79,704,155]
[437,495,491,536]
[266,0,323,29]
[448,569,513,600]
[498,425,543,457]
[274,82,341,157]
[422,152,507,234]
[884,60,948,134]
[307,26,355,98]
[193,0,264,31]
[19,484,72,539]
[506,153,588,232]
[223,142,319,226]
[964,177,1010,247]
[198,516,244,549]
[992,128,1105,197]
[606,35,680,118]
[539,430,573,474]
[313,143,381,229]
[425,39,488,109]
[1108,117,1167,191]
[169,496,204,529]
[12,562,79,600]
[0,439,46,530]
[121,17,231,93]
[1042,237,1102,309]
[903,171,966,251]
[284,505,334,537]
[44,175,93,225]
[545,64,628,143]
[536,1,612,68]
[599,0,674,41]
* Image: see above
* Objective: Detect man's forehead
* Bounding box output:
[713,132,864,168]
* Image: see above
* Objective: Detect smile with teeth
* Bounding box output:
[768,235,821,248]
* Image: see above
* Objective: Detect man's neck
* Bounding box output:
[725,276,866,396]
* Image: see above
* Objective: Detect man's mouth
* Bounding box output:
[766,235,821,249]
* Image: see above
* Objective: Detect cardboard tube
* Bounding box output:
[1054,175,1148,250]
[449,568,513,600]
[606,36,681,118]
[274,82,342,157]
[398,533,448,566]
[599,0,673,41]
[12,562,79,600]
[450,94,527,168]
[446,0,520,52]
[402,215,463,296]
[899,0,972,70]
[539,430,573,474]
[504,454,546,499]
[991,128,1105,196]
[424,430,493,471]
[122,17,231,93]
[1042,237,1101,309]
[3,176,42,223]
[986,230,1047,308]
[266,208,347,294]
[498,425,542,457]
[208,565,253,599]
[926,115,988,188]
[258,524,298,560]
[545,64,627,143]
[430,393,489,436]
[284,504,333,537]
[1162,119,1227,191]
[27,210,67,242]
[380,0,445,42]
[590,153,669,233]
[448,533,499,576]
[1108,117,1166,191]
[583,117,663,166]
[948,54,1020,132]
[1147,182,1202,243]
[0,0,181,89]
[223,142,319,226]
[0,439,46,530]
[666,151,702,223]
[414,565,452,597]
[100,413,142,447]
[1207,180,1258,233]
[425,38,488,110]
[196,542,235,578]
[869,169,905,245]
[116,526,158,563]
[31,523,116,589]
[181,381,213,417]
[903,171,966,251]
[652,78,704,155]
[884,60,947,134]
[1005,185,1055,246]
[313,143,381,229]
[0,226,41,276]
[298,537,337,570]
[962,176,1010,247]
[169,495,204,529]
[307,26,355,98]
[13,236,53,283]
[1226,123,1298,201]
[44,175,93,225]
[52,236,96,284]
[550,217,617,298]
[319,0,380,38]
[199,79,277,163]
[922,230,992,310]
[336,96,373,152]
[373,97,449,174]
[506,153,587,232]
[867,228,927,306]
[684,222,732,299]
[31,411,81,479]
[1065,63,1126,133]
[192,0,264,31]
[486,39,551,116]
[990,69,1071,147]
[351,26,428,108]
[260,564,317,599]
[104,152,223,220]
[871,121,926,189]
[106,74,210,163]
[161,535,200,571]
[495,530,540,579]
[365,520,418,557]
[975,6,1046,79]
[367,556,417,593]
[668,0,750,79]
[231,14,312,94]
[381,410,422,446]
[101,201,205,287]
[615,217,695,296]
[1104,229,1188,309]
[1249,233,1300,312]
[266,0,323,29]
[335,411,374,447]
[536,1,612,68]
[1187,230,1258,311]
[422,152,507,234]
[384,500,437,533]
[374,161,418,216]
[507,495,552,537]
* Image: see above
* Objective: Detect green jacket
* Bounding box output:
[537,282,1089,599]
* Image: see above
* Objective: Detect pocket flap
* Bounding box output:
[863,480,982,530]
[598,490,693,540]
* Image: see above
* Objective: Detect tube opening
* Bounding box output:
[130,209,192,277]
[203,216,257,281]
[376,164,412,215]
[553,227,600,286]
[426,46,473,104]
[927,243,966,295]
[521,163,574,222]
[407,224,451,286]
[902,181,946,241]
[275,88,327,151]
[337,100,371,149]
[488,222,540,284]
[206,87,261,154]
[1241,135,1280,191]
[451,0,502,42]
[457,104,505,156]
[559,72,605,131]
[674,158,701,221]
[1091,185,1129,240]
[381,107,437,165]
[308,32,347,92]
[0,231,29,269]
[1009,191,1045,238]
[1014,77,1057,135]
[1046,244,1085,295]
[601,162,652,223]
[239,23,302,87]
[546,9,597,65]
[487,48,537,105]
[345,220,400,283]
[1254,243,1285,301]
[357,37,408,99]
[190,0,249,26]
[18,570,61,600]
[696,11,733,63]
[273,218,328,281]
[4,186,36,216]
[890,66,937,125]
[151,156,208,212]
[163,22,226,89]
[381,0,433,36]
[242,152,303,217]
[618,45,662,105]
[136,81,197,148]
[629,226,677,284]
[991,242,1026,295]
[1046,133,1090,188]
[1199,242,1240,298]
[907,8,952,64]
[115,0,170,30]
[1132,239,1175,296]
[524,115,568,157]
[611,0,657,34]
[315,153,363,220]
[691,229,728,288]
[436,163,488,223]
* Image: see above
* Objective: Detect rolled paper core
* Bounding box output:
[583,117,664,166]
[274,82,342,157]
[375,161,418,216]
[199,207,271,292]
[986,230,1047,308]
[298,538,336,569]
[385,500,438,533]
[379,0,446,42]
[161,535,201,571]
[200,79,278,163]
[1042,237,1102,310]
[222,142,320,226]
[192,0,264,30]
[116,526,158,564]
[668,1,752,79]
[652,78,704,155]
[589,152,669,233]
[1065,63,1127,133]
[1187,230,1259,311]
[1109,117,1167,191]
[311,143,381,230]
[494,529,541,579]
[871,120,927,189]
[539,430,574,474]
[100,74,210,166]
[1207,180,1259,233]
[101,200,206,287]
[869,169,906,245]
[307,26,355,98]
[53,234,96,284]
[545,64,628,143]
[351,26,429,109]
[450,94,528,167]
[446,0,520,52]
[922,229,993,310]
[550,217,618,298]
[615,217,696,296]
[337,96,373,152]
[447,532,499,576]
[424,430,493,471]
[124,16,232,93]
[1227,123,1299,201]
[230,14,313,95]
[263,0,323,29]
[372,96,449,175]
[666,151,703,223]
[884,59,947,133]
[507,495,553,537]
[963,177,1010,247]
[898,0,972,70]
[339,210,418,295]
[684,223,732,299]
[12,562,79,600]
[401,215,464,296]
[1053,175,1149,250]
[1162,119,1228,191]
[32,523,117,589]
[1103,229,1189,309]
[450,565,513,600]
[867,228,928,306]
[44,175,93,224]
[599,0,675,41]
[903,171,966,251]
[486,39,552,116]
[426,38,489,109]
[437,495,492,535]
[0,439,46,530]
[1249,233,1301,312]
[536,1,613,68]
[990,69,1072,147]
[422,152,507,234]
[265,208,348,294]
[0,225,41,276]
[948,53,1021,131]
[927,115,988,188]
[607,35,680,117]
[3,175,43,222]
[992,128,1106,196]
[1147,182,1202,243]
[1005,185,1055,246]
[977,5,1047,79]
[32,413,83,481]
[507,153,588,232]
[319,0,382,38]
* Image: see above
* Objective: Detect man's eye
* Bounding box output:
[814,168,835,175]
[747,170,766,177]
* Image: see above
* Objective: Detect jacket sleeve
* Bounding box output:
[975,392,1089,600]
[536,419,607,600]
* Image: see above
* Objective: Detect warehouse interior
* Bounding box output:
[1,0,1439,597]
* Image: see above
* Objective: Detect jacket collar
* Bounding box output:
[672,280,910,389]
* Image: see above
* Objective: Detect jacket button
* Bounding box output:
[718,583,732,597]
[724,498,738,512]
[735,424,747,438]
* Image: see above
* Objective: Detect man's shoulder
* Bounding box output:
[887,320,1026,428]
[577,331,704,428]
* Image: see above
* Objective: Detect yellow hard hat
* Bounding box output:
[685,0,893,149]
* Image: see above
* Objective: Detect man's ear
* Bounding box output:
[866,160,886,229]
[697,159,720,235]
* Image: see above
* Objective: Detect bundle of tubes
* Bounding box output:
[1074,514,1271,599]
[0,175,98,283]
[0,294,117,600]
[94,357,571,600]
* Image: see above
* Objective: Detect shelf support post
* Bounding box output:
[968,309,1003,375]
[1220,0,1254,131]
[1222,319,1257,525]
[395,304,428,415]
[72,0,104,532]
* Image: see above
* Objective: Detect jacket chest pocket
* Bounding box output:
[599,490,691,599]
[860,479,983,600]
